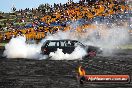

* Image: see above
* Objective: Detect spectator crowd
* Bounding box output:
[0,0,130,42]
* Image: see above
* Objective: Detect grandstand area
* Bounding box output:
[0,0,131,42]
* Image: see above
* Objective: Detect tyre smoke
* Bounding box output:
[49,46,87,60]
[3,36,42,59]
[3,22,129,59]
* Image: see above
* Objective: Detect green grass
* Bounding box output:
[14,22,26,26]
[0,43,7,47]
[119,44,132,49]
[0,19,7,22]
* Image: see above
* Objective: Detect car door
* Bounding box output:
[46,41,57,54]
[68,41,76,54]
[60,41,66,54]
[63,41,75,54]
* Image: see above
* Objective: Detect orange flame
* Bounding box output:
[78,66,86,76]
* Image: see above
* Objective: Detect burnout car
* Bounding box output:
[41,40,102,58]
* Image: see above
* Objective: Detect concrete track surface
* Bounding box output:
[0,48,132,88]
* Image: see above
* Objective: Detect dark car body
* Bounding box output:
[41,40,102,57]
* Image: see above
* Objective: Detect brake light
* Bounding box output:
[88,51,96,57]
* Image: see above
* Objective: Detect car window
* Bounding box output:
[44,40,83,47]
[64,41,72,47]
[55,42,60,46]
[60,41,65,47]
[48,41,60,47]
[48,41,56,46]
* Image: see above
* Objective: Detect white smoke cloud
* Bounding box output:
[82,24,129,55]
[44,30,78,40]
[3,22,129,59]
[3,36,42,59]
[49,46,87,60]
